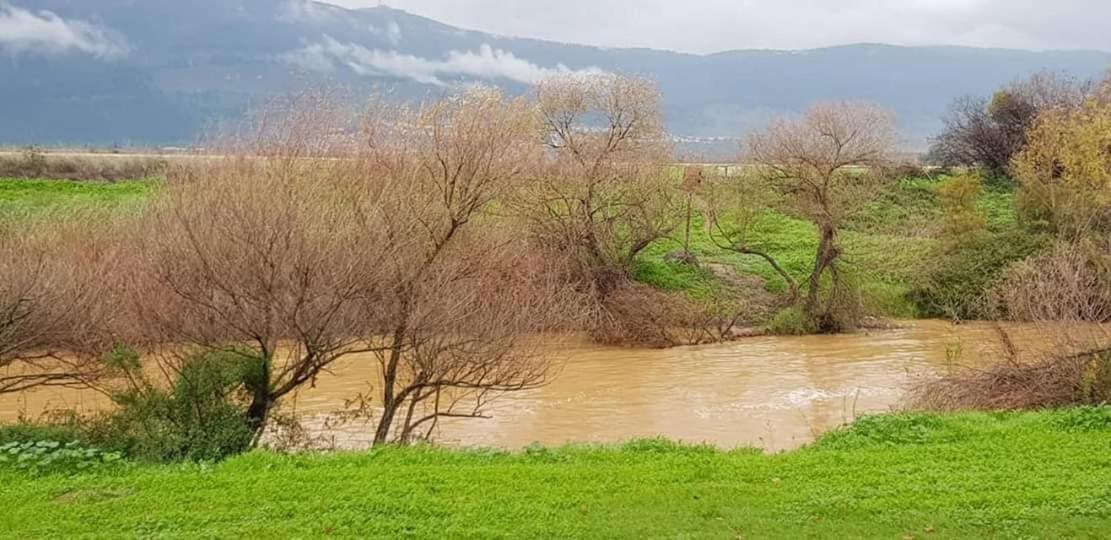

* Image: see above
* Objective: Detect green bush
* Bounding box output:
[814,413,963,449]
[767,305,811,335]
[0,440,123,475]
[88,349,261,463]
[910,229,1048,319]
[1055,406,1111,433]
[0,423,85,446]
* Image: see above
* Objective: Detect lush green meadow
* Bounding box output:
[0,178,154,215]
[3,408,1110,538]
[634,176,1019,320]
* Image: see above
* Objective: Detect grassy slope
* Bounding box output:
[636,177,1018,319]
[2,409,1110,538]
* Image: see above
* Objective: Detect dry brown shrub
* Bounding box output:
[910,343,1111,411]
[0,149,168,181]
[0,212,123,393]
[589,280,747,348]
[912,238,1111,410]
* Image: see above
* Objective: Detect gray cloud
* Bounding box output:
[327,0,1111,54]
[283,37,606,85]
[0,1,128,58]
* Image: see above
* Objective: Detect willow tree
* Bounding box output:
[744,102,897,332]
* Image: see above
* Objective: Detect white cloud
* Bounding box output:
[0,2,128,58]
[365,19,403,45]
[325,0,1111,54]
[283,37,606,85]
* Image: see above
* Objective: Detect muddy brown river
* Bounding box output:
[0,320,1075,452]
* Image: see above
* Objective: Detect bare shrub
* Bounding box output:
[0,213,120,394]
[0,149,167,181]
[911,344,1111,411]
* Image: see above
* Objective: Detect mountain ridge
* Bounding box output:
[2,0,1109,150]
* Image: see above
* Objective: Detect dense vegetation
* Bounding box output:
[3,408,1110,538]
[1,73,1109,540]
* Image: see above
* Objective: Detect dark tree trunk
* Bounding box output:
[806,224,840,330]
[373,323,407,445]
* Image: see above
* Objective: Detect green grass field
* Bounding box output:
[636,176,1019,319]
[2,408,1109,538]
[0,178,154,215]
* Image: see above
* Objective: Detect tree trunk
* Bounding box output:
[245,353,273,446]
[806,224,839,326]
[373,323,407,445]
[683,193,693,256]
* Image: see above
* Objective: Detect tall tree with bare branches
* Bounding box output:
[361,88,581,444]
[517,74,681,297]
[745,102,897,331]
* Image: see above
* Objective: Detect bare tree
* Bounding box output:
[518,73,681,297]
[359,88,582,444]
[927,71,1090,174]
[118,96,394,437]
[745,102,897,331]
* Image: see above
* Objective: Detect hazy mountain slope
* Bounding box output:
[2,0,1109,150]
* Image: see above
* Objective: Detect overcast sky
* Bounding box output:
[326,0,1111,54]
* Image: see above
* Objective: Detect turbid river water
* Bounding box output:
[0,320,1072,452]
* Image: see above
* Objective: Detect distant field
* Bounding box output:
[0,178,155,215]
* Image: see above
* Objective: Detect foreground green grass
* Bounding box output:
[3,409,1110,538]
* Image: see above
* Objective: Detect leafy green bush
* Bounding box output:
[0,440,122,475]
[814,413,963,449]
[910,229,1048,319]
[88,349,261,463]
[767,305,810,335]
[1055,406,1111,433]
[0,423,85,446]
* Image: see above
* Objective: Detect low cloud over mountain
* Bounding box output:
[2,0,1109,150]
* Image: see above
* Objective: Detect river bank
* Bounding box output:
[3,408,1110,538]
